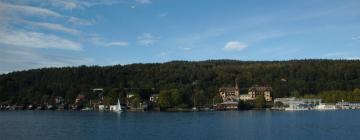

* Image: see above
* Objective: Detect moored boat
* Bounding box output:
[110,99,122,113]
[314,103,337,110]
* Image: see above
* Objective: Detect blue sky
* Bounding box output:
[0,0,359,73]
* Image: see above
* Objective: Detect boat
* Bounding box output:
[314,103,336,110]
[112,99,122,113]
[192,107,197,111]
[285,107,309,111]
[284,101,310,111]
[81,107,93,111]
[27,104,35,110]
[36,105,44,110]
[56,105,65,111]
[46,105,54,110]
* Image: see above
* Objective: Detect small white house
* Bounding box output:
[150,94,159,102]
[109,105,117,111]
[98,105,105,111]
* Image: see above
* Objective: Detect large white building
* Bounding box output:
[219,84,240,102]
[274,97,323,110]
[239,85,273,102]
[219,84,273,102]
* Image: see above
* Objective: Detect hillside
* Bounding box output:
[1,59,360,106]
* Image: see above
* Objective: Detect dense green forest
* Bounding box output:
[1,59,360,107]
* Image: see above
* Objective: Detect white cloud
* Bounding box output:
[49,0,78,10]
[0,2,62,17]
[1,17,81,35]
[352,36,360,40]
[0,2,92,26]
[137,33,158,46]
[0,46,92,74]
[76,0,122,7]
[88,35,129,47]
[135,0,152,4]
[105,41,129,47]
[0,29,82,50]
[67,17,94,25]
[0,1,124,73]
[44,0,122,10]
[27,21,81,34]
[223,41,248,51]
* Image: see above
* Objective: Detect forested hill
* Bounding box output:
[1,59,360,105]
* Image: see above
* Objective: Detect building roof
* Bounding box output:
[249,85,272,92]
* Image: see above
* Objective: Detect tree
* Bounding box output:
[129,94,142,108]
[238,100,253,110]
[170,89,184,107]
[213,94,223,104]
[193,89,207,106]
[105,88,119,105]
[255,96,266,108]
[157,90,172,109]
[290,90,301,97]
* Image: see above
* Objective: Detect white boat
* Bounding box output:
[81,107,92,111]
[113,99,122,113]
[314,103,336,110]
[285,107,309,111]
[192,107,197,111]
[284,101,309,111]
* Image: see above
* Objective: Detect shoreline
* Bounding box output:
[0,108,357,112]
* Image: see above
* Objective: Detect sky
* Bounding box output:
[0,0,359,73]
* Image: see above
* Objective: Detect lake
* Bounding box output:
[0,110,359,140]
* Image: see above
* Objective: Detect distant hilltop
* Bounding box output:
[0,59,360,108]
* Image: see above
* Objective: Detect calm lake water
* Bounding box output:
[0,110,359,140]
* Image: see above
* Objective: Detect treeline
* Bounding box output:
[0,59,360,106]
[302,89,360,103]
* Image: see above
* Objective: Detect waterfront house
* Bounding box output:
[219,83,240,102]
[109,105,117,111]
[239,85,273,102]
[98,105,106,110]
[75,94,86,104]
[150,94,159,103]
[219,84,273,104]
[55,96,64,104]
[248,85,272,101]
